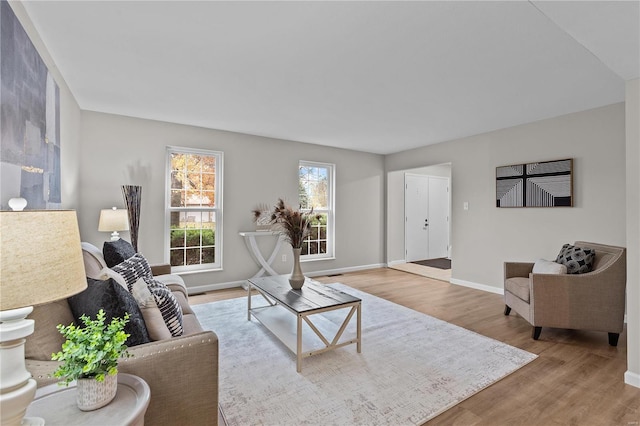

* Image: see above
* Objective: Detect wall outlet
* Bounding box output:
[282,254,287,262]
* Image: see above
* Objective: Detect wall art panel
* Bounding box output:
[1,1,61,209]
[496,159,572,208]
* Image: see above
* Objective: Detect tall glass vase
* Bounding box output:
[289,247,305,290]
[122,185,142,252]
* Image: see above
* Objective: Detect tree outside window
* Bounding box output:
[166,147,223,271]
[299,161,334,259]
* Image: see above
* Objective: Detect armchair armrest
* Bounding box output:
[504,262,534,279]
[150,263,172,276]
[530,268,626,332]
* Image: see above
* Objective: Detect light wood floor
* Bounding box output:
[190,268,640,426]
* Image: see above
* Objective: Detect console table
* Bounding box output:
[239,231,284,278]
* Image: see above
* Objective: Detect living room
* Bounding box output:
[1,1,638,424]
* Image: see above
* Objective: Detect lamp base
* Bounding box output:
[110,232,120,241]
[0,307,39,426]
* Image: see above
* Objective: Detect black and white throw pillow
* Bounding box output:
[555,244,596,274]
[145,277,183,337]
[110,253,183,338]
[111,253,153,290]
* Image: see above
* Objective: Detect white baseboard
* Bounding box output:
[625,370,640,388]
[450,278,504,295]
[186,263,386,295]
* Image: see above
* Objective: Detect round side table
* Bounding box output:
[25,373,150,426]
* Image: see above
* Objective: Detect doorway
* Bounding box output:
[386,163,452,282]
[404,174,450,262]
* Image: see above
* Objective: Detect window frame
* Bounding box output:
[298,160,335,261]
[165,146,223,273]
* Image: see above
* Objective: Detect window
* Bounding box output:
[298,161,334,260]
[166,147,223,272]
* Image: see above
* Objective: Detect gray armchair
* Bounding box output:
[503,241,626,346]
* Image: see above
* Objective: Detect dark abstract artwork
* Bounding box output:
[1,1,61,209]
[496,159,573,208]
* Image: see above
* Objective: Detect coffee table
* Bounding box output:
[247,275,361,372]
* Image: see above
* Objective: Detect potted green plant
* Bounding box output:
[51,309,130,411]
[253,198,322,289]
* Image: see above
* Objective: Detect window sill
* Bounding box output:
[171,267,223,275]
[301,256,335,263]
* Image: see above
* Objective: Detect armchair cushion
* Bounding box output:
[504,277,531,303]
[555,243,595,274]
[67,277,150,346]
[103,238,137,267]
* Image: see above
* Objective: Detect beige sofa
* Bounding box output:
[504,241,626,346]
[25,243,219,425]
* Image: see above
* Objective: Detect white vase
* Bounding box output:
[289,247,305,290]
[76,373,118,411]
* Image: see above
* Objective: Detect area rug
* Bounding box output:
[411,258,451,270]
[192,283,536,425]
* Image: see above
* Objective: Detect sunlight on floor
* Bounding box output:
[389,262,452,282]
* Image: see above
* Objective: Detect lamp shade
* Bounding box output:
[98,208,129,232]
[0,210,87,310]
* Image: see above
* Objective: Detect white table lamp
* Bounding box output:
[0,210,88,425]
[98,207,129,241]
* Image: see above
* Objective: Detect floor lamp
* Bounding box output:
[0,210,87,425]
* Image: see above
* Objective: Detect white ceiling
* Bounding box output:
[20,1,640,155]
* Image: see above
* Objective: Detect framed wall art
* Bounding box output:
[1,2,61,210]
[496,158,573,208]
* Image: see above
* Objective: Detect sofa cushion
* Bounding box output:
[555,244,596,274]
[111,253,184,339]
[67,277,151,347]
[103,238,137,267]
[532,259,567,275]
[26,299,75,361]
[505,277,531,303]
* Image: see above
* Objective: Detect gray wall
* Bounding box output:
[386,103,627,292]
[78,111,385,291]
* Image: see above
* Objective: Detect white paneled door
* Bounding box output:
[405,174,449,262]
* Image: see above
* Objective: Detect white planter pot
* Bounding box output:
[76,374,118,411]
